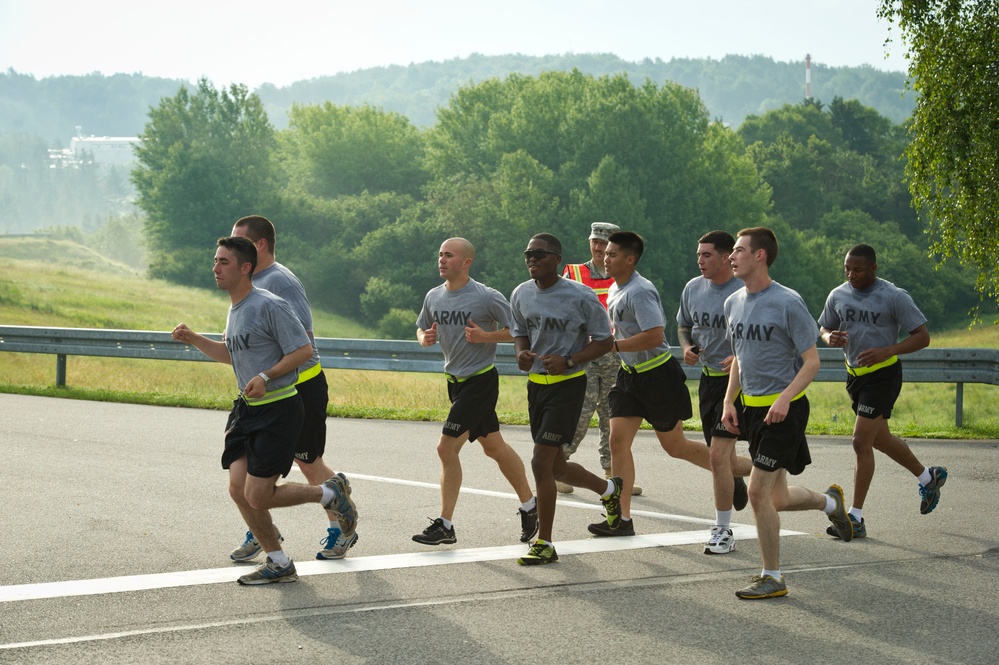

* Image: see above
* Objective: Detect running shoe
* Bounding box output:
[588,517,635,537]
[735,574,787,599]
[237,557,298,585]
[517,541,558,565]
[826,514,866,539]
[412,517,457,545]
[824,484,854,542]
[704,525,736,554]
[230,529,283,562]
[733,476,749,511]
[321,473,358,538]
[919,466,948,515]
[316,526,359,560]
[519,505,539,543]
[600,476,624,529]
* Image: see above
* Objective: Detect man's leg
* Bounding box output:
[609,416,641,518]
[709,437,737,512]
[478,431,534,503]
[228,457,283,554]
[437,434,468,521]
[748,466,783,572]
[531,444,560,543]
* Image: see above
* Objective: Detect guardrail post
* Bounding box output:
[56,354,67,388]
[955,382,963,428]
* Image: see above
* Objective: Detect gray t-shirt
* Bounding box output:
[252,262,320,372]
[677,275,744,372]
[224,287,312,394]
[819,277,927,368]
[417,278,512,377]
[607,272,670,367]
[724,281,818,396]
[510,276,613,375]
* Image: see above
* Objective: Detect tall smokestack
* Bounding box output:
[805,53,812,100]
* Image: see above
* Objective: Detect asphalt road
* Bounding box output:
[1,393,996,664]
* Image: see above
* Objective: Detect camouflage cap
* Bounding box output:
[589,222,620,241]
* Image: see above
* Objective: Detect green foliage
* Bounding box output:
[132,79,278,288]
[360,276,419,324]
[280,103,428,198]
[378,308,419,340]
[878,1,999,314]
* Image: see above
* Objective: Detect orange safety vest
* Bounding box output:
[563,262,614,309]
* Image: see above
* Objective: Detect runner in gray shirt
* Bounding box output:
[510,233,618,565]
[172,236,356,585]
[720,227,852,600]
[676,230,749,555]
[412,238,537,547]
[587,231,751,538]
[819,243,945,538]
[231,215,357,563]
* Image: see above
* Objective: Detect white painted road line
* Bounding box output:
[0,525,804,604]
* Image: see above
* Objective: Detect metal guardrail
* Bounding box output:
[2,325,997,427]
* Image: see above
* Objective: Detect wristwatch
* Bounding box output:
[257,372,272,386]
[564,355,575,369]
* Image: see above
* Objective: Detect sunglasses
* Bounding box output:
[523,249,560,260]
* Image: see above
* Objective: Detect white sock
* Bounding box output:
[848,507,863,521]
[601,479,615,498]
[329,520,340,530]
[823,495,836,514]
[320,484,336,506]
[917,467,932,486]
[715,509,732,528]
[521,497,537,512]
[267,550,291,567]
[762,568,782,581]
[439,517,453,530]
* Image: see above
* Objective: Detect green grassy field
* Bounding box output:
[2,236,997,438]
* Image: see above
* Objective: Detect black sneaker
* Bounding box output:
[517,540,558,565]
[600,476,624,529]
[519,505,539,543]
[826,514,866,539]
[412,518,457,545]
[919,466,948,514]
[733,476,749,511]
[588,517,635,537]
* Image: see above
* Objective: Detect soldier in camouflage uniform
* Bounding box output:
[560,222,643,495]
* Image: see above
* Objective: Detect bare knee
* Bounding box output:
[296,457,333,485]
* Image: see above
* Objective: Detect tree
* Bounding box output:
[132,79,277,286]
[878,0,999,311]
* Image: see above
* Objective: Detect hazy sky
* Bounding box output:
[0,0,909,88]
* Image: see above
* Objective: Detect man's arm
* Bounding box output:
[617,326,666,354]
[514,335,535,371]
[172,324,230,364]
[677,325,701,365]
[243,343,314,398]
[417,322,438,347]
[464,319,513,344]
[856,324,930,366]
[721,354,741,434]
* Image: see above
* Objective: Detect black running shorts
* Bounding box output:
[443,367,501,442]
[528,374,587,447]
[698,373,743,444]
[294,370,329,463]
[846,361,903,420]
[608,356,692,433]
[741,396,811,476]
[222,395,303,478]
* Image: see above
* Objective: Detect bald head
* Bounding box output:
[438,237,475,285]
[442,237,475,261]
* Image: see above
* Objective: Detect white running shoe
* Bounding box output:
[704,525,736,554]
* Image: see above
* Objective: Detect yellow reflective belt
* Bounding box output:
[528,370,586,385]
[242,384,299,406]
[446,364,494,383]
[296,362,322,385]
[740,390,806,408]
[702,366,728,377]
[621,351,672,374]
[846,355,898,377]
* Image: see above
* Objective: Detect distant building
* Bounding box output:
[70,136,141,165]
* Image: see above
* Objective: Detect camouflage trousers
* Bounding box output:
[561,351,619,470]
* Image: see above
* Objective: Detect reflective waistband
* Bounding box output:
[621,351,672,374]
[528,369,586,385]
[447,364,494,384]
[242,384,299,406]
[296,361,323,385]
[702,366,728,377]
[846,355,898,377]
[740,390,806,408]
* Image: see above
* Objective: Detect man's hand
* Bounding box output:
[721,402,741,435]
[517,349,537,372]
[243,374,267,398]
[464,318,486,343]
[172,323,194,342]
[420,322,438,347]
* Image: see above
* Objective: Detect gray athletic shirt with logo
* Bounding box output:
[724,281,818,397]
[417,278,512,377]
[252,262,320,372]
[677,275,743,372]
[607,272,670,367]
[818,278,927,368]
[510,276,613,375]
[224,287,312,394]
